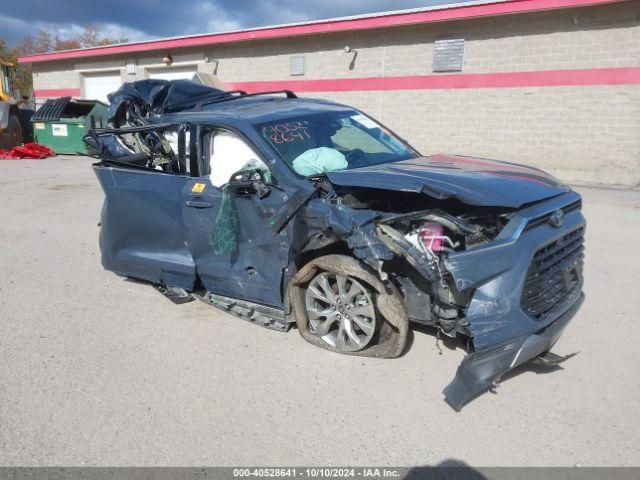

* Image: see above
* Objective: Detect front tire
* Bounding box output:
[288,254,408,358]
[0,114,23,149]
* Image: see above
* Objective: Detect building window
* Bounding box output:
[433,37,465,72]
[290,56,305,76]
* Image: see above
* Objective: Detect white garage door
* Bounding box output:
[83,72,122,103]
[148,66,199,81]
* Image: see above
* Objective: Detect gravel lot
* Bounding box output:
[1,156,638,467]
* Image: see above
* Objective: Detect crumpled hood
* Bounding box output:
[325,154,569,208]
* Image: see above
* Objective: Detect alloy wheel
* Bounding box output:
[305,271,376,352]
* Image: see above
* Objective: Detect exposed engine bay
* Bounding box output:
[301,180,514,337]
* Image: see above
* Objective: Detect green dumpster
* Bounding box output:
[32,97,109,155]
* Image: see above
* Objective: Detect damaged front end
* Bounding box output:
[302,179,585,410]
[439,192,585,409]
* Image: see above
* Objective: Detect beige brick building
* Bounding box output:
[19,0,640,186]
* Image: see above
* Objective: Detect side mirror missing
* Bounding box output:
[227,168,270,199]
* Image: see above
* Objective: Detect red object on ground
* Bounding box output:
[0,143,56,160]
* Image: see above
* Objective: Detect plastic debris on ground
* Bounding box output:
[0,143,56,160]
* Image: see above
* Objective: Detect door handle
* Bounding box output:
[186,200,213,208]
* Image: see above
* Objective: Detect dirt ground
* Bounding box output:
[0,156,638,466]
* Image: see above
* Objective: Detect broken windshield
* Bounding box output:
[254,110,418,176]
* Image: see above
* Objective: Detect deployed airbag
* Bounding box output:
[292,147,348,176]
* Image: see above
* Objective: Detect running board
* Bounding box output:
[153,285,195,304]
[192,291,291,332]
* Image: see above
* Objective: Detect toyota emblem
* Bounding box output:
[549,209,565,228]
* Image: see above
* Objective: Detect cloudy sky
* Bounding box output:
[2,0,459,46]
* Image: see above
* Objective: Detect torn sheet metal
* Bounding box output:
[302,199,393,270]
[107,79,231,125]
[444,293,583,411]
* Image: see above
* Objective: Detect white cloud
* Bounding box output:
[39,22,150,43]
[254,0,314,26]
[2,0,457,47]
[0,14,151,46]
[90,23,151,43]
[188,1,244,34]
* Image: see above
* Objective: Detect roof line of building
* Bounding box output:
[18,0,621,64]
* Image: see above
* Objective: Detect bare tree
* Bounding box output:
[1,26,130,98]
[36,29,52,54]
[79,25,127,48]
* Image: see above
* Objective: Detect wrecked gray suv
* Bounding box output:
[86,80,585,410]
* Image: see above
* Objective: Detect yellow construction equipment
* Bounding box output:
[1,60,31,148]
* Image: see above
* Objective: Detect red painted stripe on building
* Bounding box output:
[33,88,82,97]
[32,67,638,99]
[18,0,620,63]
[33,67,639,99]
[226,67,640,92]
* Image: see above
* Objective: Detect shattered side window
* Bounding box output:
[88,123,190,175]
[255,110,418,176]
[163,129,189,162]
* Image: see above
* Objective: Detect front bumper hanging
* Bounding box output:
[443,293,584,411]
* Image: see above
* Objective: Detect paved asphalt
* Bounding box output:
[0,156,638,466]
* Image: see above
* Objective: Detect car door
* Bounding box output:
[93,125,196,290]
[181,126,290,308]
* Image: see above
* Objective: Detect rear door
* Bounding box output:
[93,124,196,290]
[95,166,197,290]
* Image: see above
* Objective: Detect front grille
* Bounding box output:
[521,227,584,320]
[524,199,582,231]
